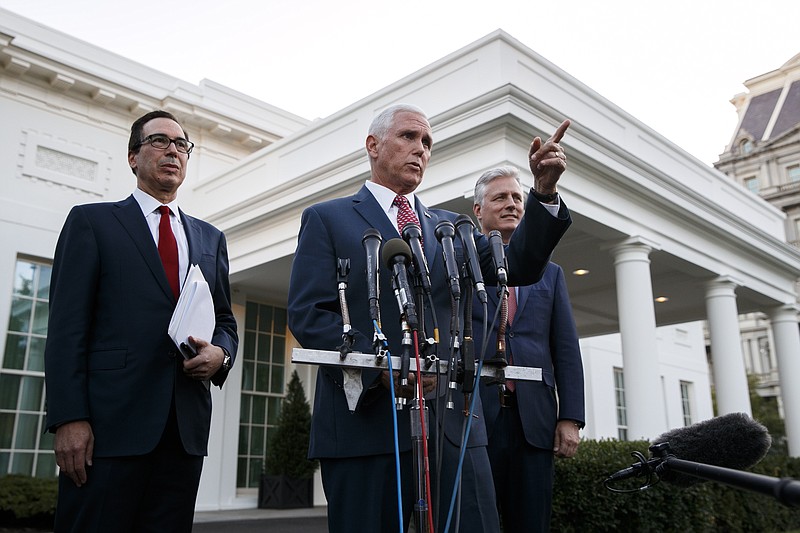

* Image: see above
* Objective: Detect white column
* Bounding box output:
[611,238,667,440]
[768,305,800,457]
[705,276,752,416]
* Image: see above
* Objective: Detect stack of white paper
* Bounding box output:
[168,264,215,359]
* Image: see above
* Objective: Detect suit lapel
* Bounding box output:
[352,186,399,243]
[112,195,175,302]
[516,285,531,320]
[181,210,202,267]
[415,197,440,273]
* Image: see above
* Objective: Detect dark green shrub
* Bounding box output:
[264,370,319,479]
[0,474,57,528]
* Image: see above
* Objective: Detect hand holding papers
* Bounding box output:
[168,264,215,359]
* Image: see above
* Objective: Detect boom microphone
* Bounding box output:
[606,413,772,487]
[401,222,432,295]
[362,228,382,322]
[454,215,487,304]
[487,229,508,286]
[381,238,419,331]
[434,220,461,300]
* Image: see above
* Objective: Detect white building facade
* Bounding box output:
[2,8,799,511]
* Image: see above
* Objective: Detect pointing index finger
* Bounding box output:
[548,119,571,144]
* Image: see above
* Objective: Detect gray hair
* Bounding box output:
[474,165,522,207]
[368,103,428,140]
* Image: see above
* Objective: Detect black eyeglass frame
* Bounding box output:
[135,133,194,154]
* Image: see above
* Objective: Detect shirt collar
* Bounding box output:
[364,180,416,213]
[132,188,182,224]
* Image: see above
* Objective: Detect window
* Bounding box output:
[1,258,55,477]
[237,302,288,489]
[680,381,693,426]
[740,139,754,155]
[787,165,800,183]
[743,176,759,194]
[614,368,627,441]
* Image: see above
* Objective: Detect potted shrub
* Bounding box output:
[258,370,319,508]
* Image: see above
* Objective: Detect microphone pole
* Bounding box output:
[335,258,354,359]
[650,442,799,507]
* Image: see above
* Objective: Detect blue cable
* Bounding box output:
[442,357,484,533]
[374,319,404,533]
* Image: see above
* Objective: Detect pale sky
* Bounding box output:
[1,0,798,166]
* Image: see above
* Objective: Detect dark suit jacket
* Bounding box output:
[476,263,585,449]
[44,195,238,457]
[287,185,571,459]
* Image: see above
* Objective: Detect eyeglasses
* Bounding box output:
[136,134,194,154]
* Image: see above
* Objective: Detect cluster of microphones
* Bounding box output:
[360,218,800,509]
[362,214,505,328]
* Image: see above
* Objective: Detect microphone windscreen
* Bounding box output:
[652,412,771,487]
[382,238,412,268]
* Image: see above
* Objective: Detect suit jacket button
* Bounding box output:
[168,350,177,359]
[508,332,514,338]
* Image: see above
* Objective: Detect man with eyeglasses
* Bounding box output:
[44,110,238,532]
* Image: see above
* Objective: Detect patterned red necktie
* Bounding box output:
[393,195,422,243]
[158,206,180,300]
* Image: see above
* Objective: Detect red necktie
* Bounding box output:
[158,206,180,300]
[393,195,422,243]
[506,287,517,391]
[507,286,517,326]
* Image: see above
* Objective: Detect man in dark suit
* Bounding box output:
[44,110,238,533]
[473,166,585,533]
[287,104,572,532]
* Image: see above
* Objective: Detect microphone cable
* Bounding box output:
[374,319,405,533]
[444,297,490,533]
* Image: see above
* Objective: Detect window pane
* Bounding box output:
[39,429,53,451]
[258,305,273,332]
[3,334,26,370]
[13,262,35,297]
[239,395,251,424]
[35,453,57,478]
[0,452,9,474]
[11,452,33,475]
[255,363,269,391]
[238,426,249,455]
[273,308,286,334]
[0,413,15,447]
[245,301,258,330]
[243,331,256,360]
[248,458,263,488]
[0,375,20,409]
[36,265,52,299]
[19,376,44,411]
[14,413,38,449]
[8,297,32,333]
[32,301,48,335]
[271,337,285,364]
[270,366,284,394]
[256,334,271,363]
[27,337,45,372]
[250,426,264,456]
[268,398,281,425]
[252,396,266,423]
[237,457,248,487]
[242,361,254,391]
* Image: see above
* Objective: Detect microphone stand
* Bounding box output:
[335,258,354,358]
[652,443,800,507]
[409,263,434,533]
[607,442,800,507]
